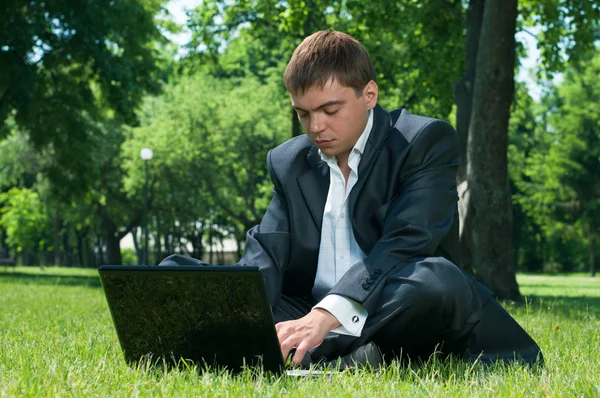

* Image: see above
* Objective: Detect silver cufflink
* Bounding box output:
[352,315,359,323]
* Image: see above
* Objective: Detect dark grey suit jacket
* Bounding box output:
[239,104,472,314]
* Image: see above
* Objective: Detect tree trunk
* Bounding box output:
[464,0,520,300]
[455,0,485,184]
[189,222,204,260]
[62,228,71,267]
[102,210,122,265]
[154,226,161,265]
[455,0,485,275]
[76,229,91,267]
[96,234,105,267]
[76,230,84,267]
[165,231,173,255]
[53,210,61,266]
[590,228,596,277]
[236,233,243,262]
[209,225,214,265]
[131,227,142,264]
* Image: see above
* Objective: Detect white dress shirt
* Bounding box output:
[312,109,374,336]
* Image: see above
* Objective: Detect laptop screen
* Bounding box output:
[99,265,284,373]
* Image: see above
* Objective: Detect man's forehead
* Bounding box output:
[290,79,354,109]
[293,77,348,96]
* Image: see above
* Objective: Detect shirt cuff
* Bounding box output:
[313,294,368,337]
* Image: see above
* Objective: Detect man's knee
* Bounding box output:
[158,254,210,266]
[369,257,481,358]
[411,257,481,327]
[424,257,472,294]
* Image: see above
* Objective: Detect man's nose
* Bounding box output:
[309,113,325,134]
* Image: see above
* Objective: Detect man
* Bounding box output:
[164,30,542,368]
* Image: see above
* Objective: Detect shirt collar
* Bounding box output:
[318,108,374,163]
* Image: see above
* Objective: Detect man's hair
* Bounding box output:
[283,30,376,96]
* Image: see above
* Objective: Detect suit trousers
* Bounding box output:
[274,256,482,362]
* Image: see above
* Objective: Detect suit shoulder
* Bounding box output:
[391,109,456,145]
[269,135,311,163]
[267,135,312,177]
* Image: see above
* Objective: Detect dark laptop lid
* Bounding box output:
[98,265,285,373]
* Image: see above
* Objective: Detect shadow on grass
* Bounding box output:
[0,270,102,288]
[519,282,599,292]
[519,295,600,319]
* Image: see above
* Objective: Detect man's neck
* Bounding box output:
[337,154,351,186]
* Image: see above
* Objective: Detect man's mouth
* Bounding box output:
[315,139,334,145]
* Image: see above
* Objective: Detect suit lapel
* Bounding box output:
[297,145,330,231]
[348,105,393,218]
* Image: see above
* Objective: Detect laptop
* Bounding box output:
[98,265,286,374]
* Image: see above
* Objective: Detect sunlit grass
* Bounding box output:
[1,266,599,397]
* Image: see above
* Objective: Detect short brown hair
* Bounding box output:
[283,30,376,96]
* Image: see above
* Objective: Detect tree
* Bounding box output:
[0,122,135,266]
[457,0,600,298]
[460,0,520,299]
[0,188,50,264]
[184,0,466,133]
[122,69,290,261]
[0,0,168,189]
[518,56,600,276]
[508,83,546,273]
[553,57,600,276]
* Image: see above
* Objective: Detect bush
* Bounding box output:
[121,248,138,265]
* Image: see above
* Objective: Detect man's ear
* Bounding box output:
[363,80,378,109]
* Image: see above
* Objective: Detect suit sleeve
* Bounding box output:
[236,150,291,308]
[328,119,461,314]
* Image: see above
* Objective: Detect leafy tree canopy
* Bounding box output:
[520,0,600,77]
[512,53,600,272]
[122,66,290,243]
[184,0,465,119]
[0,188,49,253]
[0,0,169,191]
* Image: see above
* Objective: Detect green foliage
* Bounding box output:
[0,114,141,265]
[0,188,50,253]
[519,0,600,77]
[341,0,465,117]
[511,54,600,273]
[184,0,465,119]
[549,57,600,223]
[122,68,290,245]
[0,0,168,190]
[2,0,599,272]
[0,128,43,190]
[121,248,138,265]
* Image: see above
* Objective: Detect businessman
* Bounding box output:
[163,30,542,368]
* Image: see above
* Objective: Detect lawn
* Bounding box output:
[1,266,598,397]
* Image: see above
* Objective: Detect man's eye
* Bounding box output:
[324,109,338,115]
[297,112,309,119]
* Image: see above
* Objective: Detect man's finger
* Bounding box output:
[292,340,311,366]
[275,321,293,344]
[280,335,298,361]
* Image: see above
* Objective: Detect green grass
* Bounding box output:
[1,266,599,397]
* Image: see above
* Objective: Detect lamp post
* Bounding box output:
[140,148,153,265]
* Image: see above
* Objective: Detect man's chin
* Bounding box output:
[318,148,338,158]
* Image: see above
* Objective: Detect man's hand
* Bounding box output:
[275,308,341,366]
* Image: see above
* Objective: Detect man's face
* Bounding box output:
[290,78,378,162]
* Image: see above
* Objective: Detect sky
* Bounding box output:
[164,0,202,51]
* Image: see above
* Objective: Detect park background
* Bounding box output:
[1,0,599,301]
[2,1,600,396]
